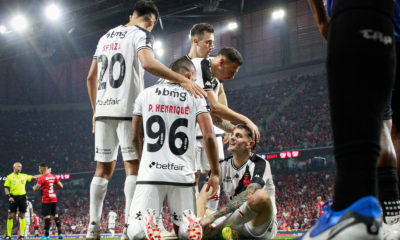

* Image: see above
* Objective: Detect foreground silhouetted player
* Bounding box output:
[300,0,396,239]
[85,1,205,240]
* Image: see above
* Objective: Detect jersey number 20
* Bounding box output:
[97,53,126,90]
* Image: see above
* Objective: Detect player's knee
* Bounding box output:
[247,190,271,212]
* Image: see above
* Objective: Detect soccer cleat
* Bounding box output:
[5,237,11,240]
[221,226,239,240]
[182,209,202,240]
[18,236,24,240]
[383,223,400,240]
[58,233,63,239]
[298,196,383,240]
[142,209,161,240]
[120,224,129,240]
[39,236,50,240]
[86,221,101,240]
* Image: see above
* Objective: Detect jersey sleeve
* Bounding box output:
[25,174,32,182]
[195,97,210,116]
[200,59,213,91]
[37,176,43,186]
[134,29,154,53]
[93,38,102,59]
[54,176,60,184]
[133,91,145,116]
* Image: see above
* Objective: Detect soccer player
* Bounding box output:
[4,162,40,240]
[85,1,205,239]
[24,196,34,237]
[301,0,397,239]
[33,214,40,237]
[196,125,277,240]
[127,57,220,240]
[107,210,118,237]
[191,47,261,187]
[33,163,63,240]
[316,196,324,218]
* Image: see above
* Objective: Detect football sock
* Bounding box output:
[20,218,26,237]
[124,175,137,223]
[7,218,13,236]
[89,177,109,225]
[44,218,51,237]
[55,217,62,234]
[378,166,400,224]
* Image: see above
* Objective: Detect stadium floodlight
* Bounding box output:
[227,22,238,31]
[45,4,61,20]
[272,9,285,20]
[0,25,6,34]
[156,48,165,57]
[11,15,28,32]
[154,40,162,50]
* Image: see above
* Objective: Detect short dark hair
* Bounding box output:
[39,163,48,168]
[190,23,214,40]
[133,0,159,22]
[234,124,253,140]
[217,47,243,66]
[171,56,195,74]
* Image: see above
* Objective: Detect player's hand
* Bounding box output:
[318,22,328,40]
[245,120,260,143]
[223,132,231,144]
[9,197,14,203]
[206,174,219,200]
[92,113,96,134]
[180,80,206,98]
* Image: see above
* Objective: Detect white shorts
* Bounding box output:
[195,135,224,172]
[25,219,30,225]
[95,119,137,162]
[129,184,196,226]
[108,223,115,229]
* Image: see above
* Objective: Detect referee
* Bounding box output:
[4,162,40,240]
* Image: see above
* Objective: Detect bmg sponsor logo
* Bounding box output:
[148,161,184,171]
[155,87,187,101]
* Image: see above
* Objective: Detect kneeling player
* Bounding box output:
[196,125,277,240]
[127,57,220,240]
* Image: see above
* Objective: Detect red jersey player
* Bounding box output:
[33,163,63,239]
[33,214,40,237]
[316,196,325,217]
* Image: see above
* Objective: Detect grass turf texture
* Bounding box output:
[53,237,298,240]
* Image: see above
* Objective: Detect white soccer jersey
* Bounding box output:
[25,201,32,219]
[133,81,209,185]
[93,25,154,119]
[108,211,118,224]
[208,154,277,216]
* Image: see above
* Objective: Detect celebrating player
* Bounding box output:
[127,57,220,240]
[196,125,277,240]
[107,210,118,237]
[33,163,63,240]
[85,1,205,239]
[4,162,40,240]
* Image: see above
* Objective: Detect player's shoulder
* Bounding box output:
[249,153,267,163]
[220,155,233,164]
[191,57,211,65]
[6,172,15,178]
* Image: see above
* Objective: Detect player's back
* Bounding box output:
[38,172,59,203]
[134,81,209,185]
[94,25,153,118]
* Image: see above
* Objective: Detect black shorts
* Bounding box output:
[392,42,400,128]
[8,195,27,213]
[383,102,393,120]
[42,202,57,217]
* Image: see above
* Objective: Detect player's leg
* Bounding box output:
[41,204,51,239]
[52,204,62,239]
[7,200,17,239]
[166,186,200,240]
[24,216,30,237]
[18,198,27,239]
[127,185,166,240]
[117,120,139,240]
[88,119,118,239]
[378,118,400,224]
[301,0,395,238]
[393,42,400,192]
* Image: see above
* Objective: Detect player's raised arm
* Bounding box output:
[138,49,206,98]
[32,184,41,191]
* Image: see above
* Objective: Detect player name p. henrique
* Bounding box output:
[149,104,189,115]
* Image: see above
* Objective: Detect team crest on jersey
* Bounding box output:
[12,180,16,185]
[243,173,250,187]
